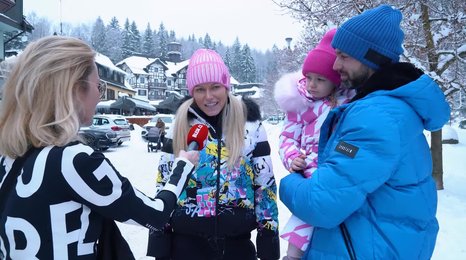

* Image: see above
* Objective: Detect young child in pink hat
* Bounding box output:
[274,28,354,259]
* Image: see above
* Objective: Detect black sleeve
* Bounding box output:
[147,226,172,258]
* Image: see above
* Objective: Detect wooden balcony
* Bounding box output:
[147,82,167,89]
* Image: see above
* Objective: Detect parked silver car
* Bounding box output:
[91,115,131,146]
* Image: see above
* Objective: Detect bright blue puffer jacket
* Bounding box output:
[280,71,450,259]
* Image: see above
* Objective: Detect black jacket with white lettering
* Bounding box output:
[0,142,194,259]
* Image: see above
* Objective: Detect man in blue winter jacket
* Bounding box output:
[279,4,450,260]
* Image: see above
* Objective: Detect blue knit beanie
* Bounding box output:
[331,4,404,70]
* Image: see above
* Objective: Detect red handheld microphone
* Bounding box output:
[186,124,209,151]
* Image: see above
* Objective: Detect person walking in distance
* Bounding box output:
[155,117,166,150]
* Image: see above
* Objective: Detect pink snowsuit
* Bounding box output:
[274,71,354,251]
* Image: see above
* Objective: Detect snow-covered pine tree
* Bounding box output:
[90,17,106,54]
[142,23,155,57]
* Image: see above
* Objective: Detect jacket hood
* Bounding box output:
[273,71,308,112]
[242,96,262,122]
[359,63,450,131]
[387,75,450,131]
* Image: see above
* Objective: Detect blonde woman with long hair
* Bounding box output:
[147,49,280,260]
[0,36,198,259]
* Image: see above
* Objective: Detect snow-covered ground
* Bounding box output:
[107,123,466,259]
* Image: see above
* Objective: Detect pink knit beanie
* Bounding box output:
[302,28,341,86]
[186,49,230,95]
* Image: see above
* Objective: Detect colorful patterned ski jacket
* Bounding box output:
[148,98,280,259]
[274,71,354,177]
[280,63,450,259]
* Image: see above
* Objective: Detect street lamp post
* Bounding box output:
[285,37,293,50]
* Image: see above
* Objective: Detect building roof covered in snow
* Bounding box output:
[116,56,155,75]
[165,59,189,77]
[95,53,127,75]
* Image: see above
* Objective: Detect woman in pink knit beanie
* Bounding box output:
[148,49,280,260]
[274,29,355,260]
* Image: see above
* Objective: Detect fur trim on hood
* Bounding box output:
[274,71,308,112]
[242,96,262,122]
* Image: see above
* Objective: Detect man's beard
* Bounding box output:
[347,66,373,90]
[340,80,353,90]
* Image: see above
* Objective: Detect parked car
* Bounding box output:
[264,113,286,125]
[141,114,175,139]
[79,127,118,151]
[91,115,131,146]
[265,115,280,125]
[459,120,466,129]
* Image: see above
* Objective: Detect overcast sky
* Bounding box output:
[23,0,303,51]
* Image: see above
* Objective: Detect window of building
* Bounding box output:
[138,89,147,96]
[98,67,104,78]
[107,89,115,100]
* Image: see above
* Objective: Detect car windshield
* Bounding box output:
[114,119,128,125]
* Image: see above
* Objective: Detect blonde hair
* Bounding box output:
[0,36,95,158]
[173,93,246,169]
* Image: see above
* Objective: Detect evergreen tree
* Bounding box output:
[104,17,123,63]
[169,30,176,42]
[265,45,280,82]
[240,45,256,82]
[203,33,213,49]
[130,21,141,55]
[152,28,159,57]
[90,17,106,54]
[180,34,201,59]
[142,23,155,57]
[156,23,168,58]
[224,47,232,71]
[251,49,267,83]
[230,38,242,80]
[108,17,120,29]
[121,18,133,59]
[215,41,226,54]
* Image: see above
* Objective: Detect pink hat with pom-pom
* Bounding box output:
[302,28,341,86]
